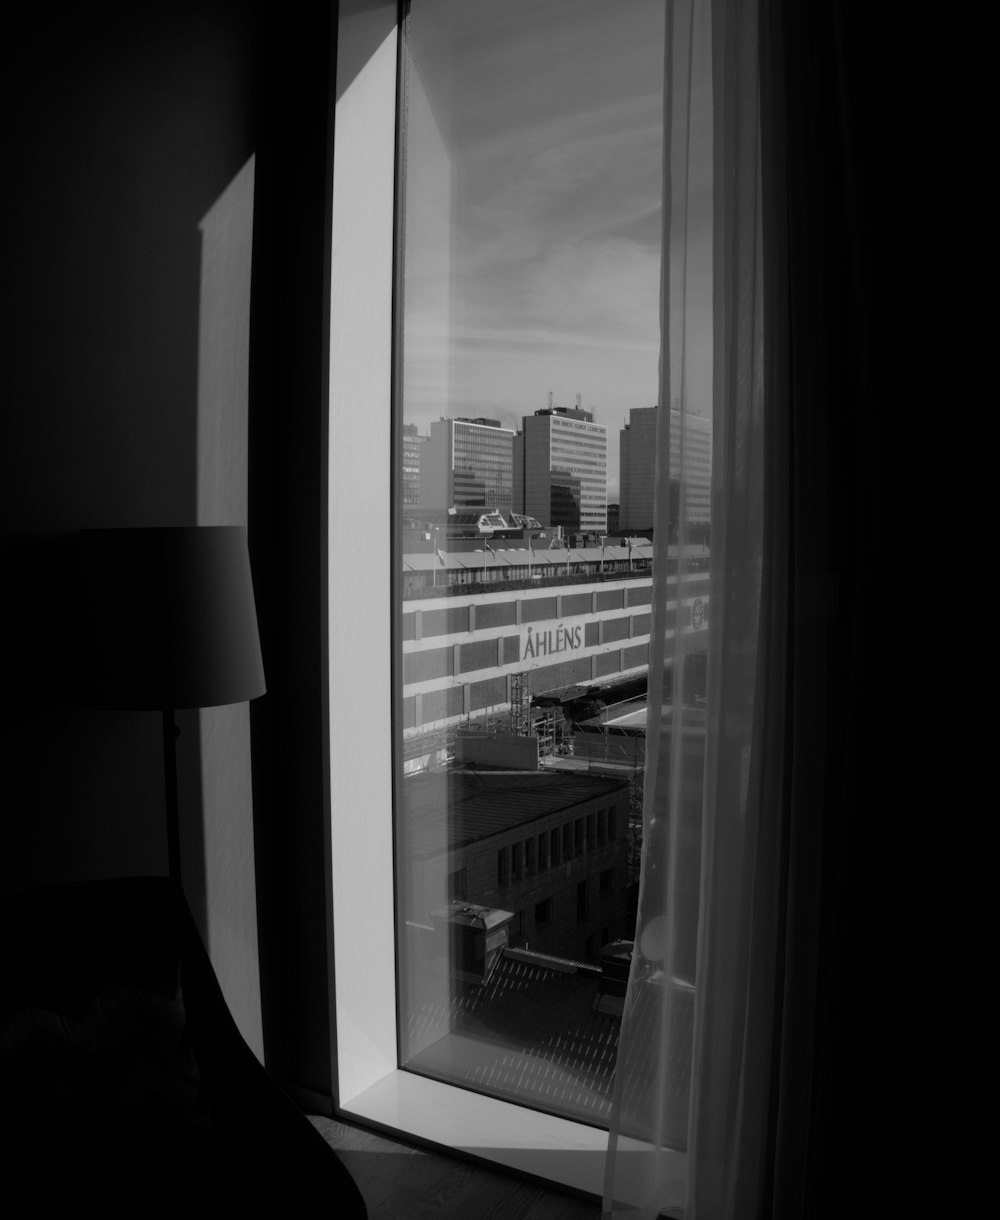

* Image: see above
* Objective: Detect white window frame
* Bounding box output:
[326,1,671,1202]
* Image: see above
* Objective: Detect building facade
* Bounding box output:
[402,422,424,506]
[514,407,608,534]
[403,768,633,963]
[401,556,710,744]
[619,405,712,533]
[419,417,515,513]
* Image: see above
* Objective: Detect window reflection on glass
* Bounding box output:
[395,0,710,1127]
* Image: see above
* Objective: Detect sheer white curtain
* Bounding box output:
[603,1,785,1216]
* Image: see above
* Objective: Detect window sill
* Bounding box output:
[340,1068,600,1199]
[338,1068,685,1207]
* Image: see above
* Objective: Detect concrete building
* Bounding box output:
[514,407,608,534]
[401,544,710,749]
[402,423,424,506]
[419,417,515,513]
[619,405,712,533]
[402,768,632,963]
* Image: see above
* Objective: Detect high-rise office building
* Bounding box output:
[514,406,608,534]
[619,405,712,533]
[419,417,515,513]
[402,423,425,507]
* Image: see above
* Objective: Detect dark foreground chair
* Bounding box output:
[0,877,367,1218]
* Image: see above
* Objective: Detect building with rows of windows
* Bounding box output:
[402,422,425,506]
[401,544,709,753]
[514,406,608,534]
[419,416,515,513]
[619,404,712,534]
[402,768,632,965]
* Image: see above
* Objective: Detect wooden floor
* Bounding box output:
[309,1115,604,1219]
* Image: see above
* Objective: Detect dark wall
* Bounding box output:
[0,1,339,1097]
[2,4,262,888]
[0,0,357,1110]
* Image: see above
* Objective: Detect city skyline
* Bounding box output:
[401,0,714,503]
[407,403,711,532]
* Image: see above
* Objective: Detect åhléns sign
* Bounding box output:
[522,623,583,660]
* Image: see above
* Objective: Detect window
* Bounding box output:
[391,0,677,1138]
[328,0,666,1200]
[448,868,467,900]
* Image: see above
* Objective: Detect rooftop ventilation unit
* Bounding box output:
[430,900,515,984]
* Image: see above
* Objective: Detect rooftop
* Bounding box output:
[404,945,693,1132]
[402,538,656,571]
[403,768,629,856]
[405,947,619,1125]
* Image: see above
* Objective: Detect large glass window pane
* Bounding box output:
[395,0,708,1127]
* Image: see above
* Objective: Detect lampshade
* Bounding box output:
[77,527,266,711]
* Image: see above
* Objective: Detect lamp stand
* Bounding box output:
[162,708,182,884]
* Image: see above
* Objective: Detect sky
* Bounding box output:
[401,0,713,499]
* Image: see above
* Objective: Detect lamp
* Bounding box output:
[77,527,266,883]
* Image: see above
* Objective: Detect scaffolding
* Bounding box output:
[509,670,530,737]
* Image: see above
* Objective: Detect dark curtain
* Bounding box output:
[762,4,992,1216]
